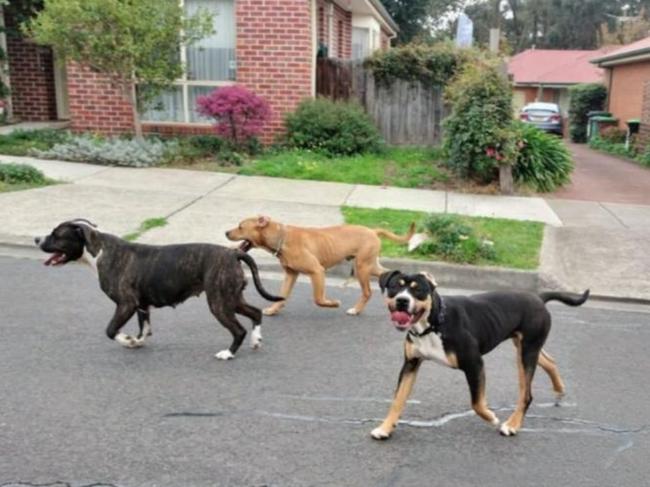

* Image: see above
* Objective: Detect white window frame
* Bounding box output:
[143,0,237,125]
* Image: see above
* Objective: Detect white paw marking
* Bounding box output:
[346,307,359,316]
[215,349,234,360]
[491,416,500,427]
[500,423,518,436]
[250,327,262,349]
[555,392,565,406]
[370,427,391,440]
[115,333,140,349]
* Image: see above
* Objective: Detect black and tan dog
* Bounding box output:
[35,219,283,360]
[371,270,589,439]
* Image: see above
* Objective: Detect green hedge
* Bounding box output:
[568,83,607,143]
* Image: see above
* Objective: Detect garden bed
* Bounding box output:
[0,162,57,193]
[342,206,543,270]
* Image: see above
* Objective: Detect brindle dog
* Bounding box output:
[35,219,283,360]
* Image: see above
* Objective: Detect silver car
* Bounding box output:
[519,102,563,135]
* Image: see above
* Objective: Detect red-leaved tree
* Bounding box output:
[196,85,271,146]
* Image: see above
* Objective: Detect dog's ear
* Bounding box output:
[74,223,101,256]
[379,270,401,294]
[257,215,270,228]
[419,271,437,292]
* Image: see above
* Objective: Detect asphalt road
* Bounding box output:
[1,255,649,487]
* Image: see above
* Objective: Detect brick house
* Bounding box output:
[591,37,650,144]
[508,48,610,120]
[2,0,397,140]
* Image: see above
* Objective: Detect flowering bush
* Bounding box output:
[196,86,271,147]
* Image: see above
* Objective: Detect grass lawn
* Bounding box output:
[124,217,168,241]
[342,207,544,270]
[237,147,450,188]
[0,129,69,156]
[0,180,56,193]
[0,162,57,193]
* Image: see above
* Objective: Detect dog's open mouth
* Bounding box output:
[239,240,253,252]
[44,252,69,266]
[390,309,425,331]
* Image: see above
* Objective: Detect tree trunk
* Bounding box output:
[129,82,143,142]
[499,164,514,195]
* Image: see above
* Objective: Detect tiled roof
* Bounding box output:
[591,36,650,65]
[508,48,610,85]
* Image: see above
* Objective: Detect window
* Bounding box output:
[142,0,236,124]
[352,27,370,60]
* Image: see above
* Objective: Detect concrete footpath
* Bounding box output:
[0,154,648,302]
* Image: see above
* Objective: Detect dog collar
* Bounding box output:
[408,295,446,338]
[272,224,286,257]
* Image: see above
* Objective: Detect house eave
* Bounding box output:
[514,81,582,88]
[334,0,399,37]
[591,48,650,67]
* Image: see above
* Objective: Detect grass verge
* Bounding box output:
[0,162,57,193]
[238,147,450,188]
[0,129,70,156]
[123,217,168,242]
[342,207,543,270]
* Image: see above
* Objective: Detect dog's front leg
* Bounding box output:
[105,304,138,348]
[264,269,298,316]
[133,307,151,347]
[309,267,340,308]
[371,356,422,440]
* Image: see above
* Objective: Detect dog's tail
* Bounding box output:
[236,252,285,302]
[540,289,590,307]
[374,222,416,244]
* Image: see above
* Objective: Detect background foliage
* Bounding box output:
[568,83,608,143]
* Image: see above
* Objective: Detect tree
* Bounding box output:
[25,0,213,140]
[382,0,463,43]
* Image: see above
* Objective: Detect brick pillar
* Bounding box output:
[636,80,650,153]
[236,0,314,141]
[5,10,57,121]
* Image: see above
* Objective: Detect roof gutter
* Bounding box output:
[591,47,650,67]
[365,0,399,37]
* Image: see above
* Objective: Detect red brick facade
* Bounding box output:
[636,80,650,151]
[66,63,133,135]
[5,11,57,121]
[235,0,315,140]
[316,0,351,60]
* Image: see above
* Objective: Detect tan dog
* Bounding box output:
[225,216,415,316]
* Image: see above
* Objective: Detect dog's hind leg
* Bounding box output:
[538,349,565,405]
[236,299,263,350]
[463,360,500,428]
[209,298,247,360]
[105,304,138,349]
[500,336,542,436]
[347,258,372,316]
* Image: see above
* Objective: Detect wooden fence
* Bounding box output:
[316,58,447,145]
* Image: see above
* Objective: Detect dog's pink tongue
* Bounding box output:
[390,311,411,326]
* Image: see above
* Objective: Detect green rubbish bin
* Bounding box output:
[588,115,618,140]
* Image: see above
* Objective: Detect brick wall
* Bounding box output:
[636,80,650,151]
[316,0,351,60]
[236,0,315,141]
[607,61,650,128]
[5,11,57,121]
[66,63,134,135]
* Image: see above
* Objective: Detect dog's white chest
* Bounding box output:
[410,330,452,367]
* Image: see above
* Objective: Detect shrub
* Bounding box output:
[511,122,573,192]
[0,129,70,156]
[599,126,627,144]
[364,42,479,86]
[0,162,47,185]
[414,214,496,264]
[31,135,173,167]
[285,98,383,156]
[196,85,271,148]
[443,60,513,182]
[589,136,637,159]
[568,83,607,143]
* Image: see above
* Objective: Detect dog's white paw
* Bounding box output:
[346,307,360,316]
[250,328,262,349]
[554,392,565,407]
[370,427,391,440]
[115,333,140,349]
[499,423,518,436]
[215,350,234,360]
[490,416,500,427]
